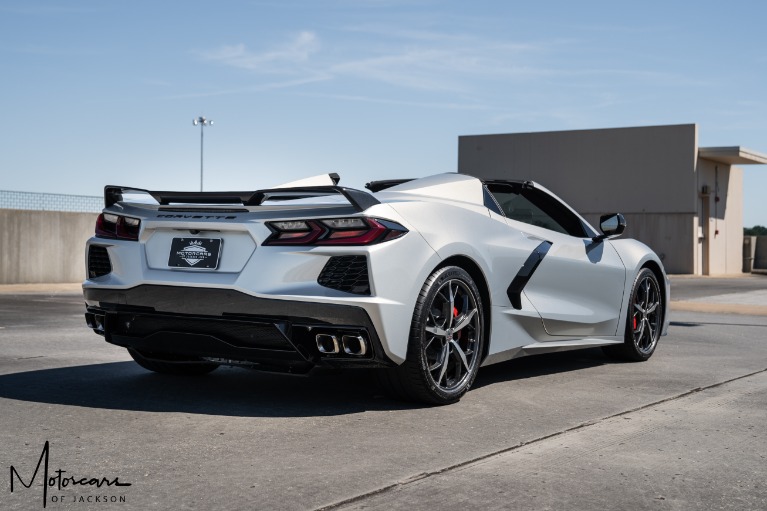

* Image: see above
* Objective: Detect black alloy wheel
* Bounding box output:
[378,266,484,405]
[603,268,663,362]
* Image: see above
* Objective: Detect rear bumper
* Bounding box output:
[84,285,396,373]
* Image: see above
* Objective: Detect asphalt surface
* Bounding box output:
[0,278,765,510]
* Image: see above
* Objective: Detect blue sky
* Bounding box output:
[1,0,766,225]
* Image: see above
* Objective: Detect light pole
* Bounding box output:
[192,116,213,191]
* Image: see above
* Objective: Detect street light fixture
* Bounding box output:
[192,116,213,191]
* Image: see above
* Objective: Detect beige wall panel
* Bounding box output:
[725,167,744,273]
[693,215,702,275]
[695,161,744,274]
[697,160,723,274]
[459,124,698,214]
[0,210,96,284]
[582,212,694,274]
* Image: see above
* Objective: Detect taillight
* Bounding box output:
[264,217,407,246]
[95,213,141,241]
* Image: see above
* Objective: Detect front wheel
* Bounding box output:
[603,268,663,362]
[378,266,485,405]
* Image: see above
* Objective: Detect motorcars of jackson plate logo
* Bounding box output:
[9,441,131,507]
[168,238,222,269]
[177,240,210,266]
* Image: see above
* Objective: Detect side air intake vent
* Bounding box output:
[317,256,370,295]
[88,245,112,278]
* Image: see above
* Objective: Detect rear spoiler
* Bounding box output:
[104,185,381,213]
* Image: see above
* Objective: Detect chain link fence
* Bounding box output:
[0,190,103,213]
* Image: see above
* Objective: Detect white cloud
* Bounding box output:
[199,26,547,93]
[195,25,693,114]
[160,75,331,100]
[201,31,320,73]
[330,46,551,92]
[295,91,491,111]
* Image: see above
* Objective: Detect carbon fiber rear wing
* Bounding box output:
[104,185,381,212]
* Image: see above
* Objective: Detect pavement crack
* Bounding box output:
[314,367,767,511]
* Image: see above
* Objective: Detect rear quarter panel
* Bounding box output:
[386,198,552,358]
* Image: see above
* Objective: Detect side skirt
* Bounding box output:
[481,337,623,366]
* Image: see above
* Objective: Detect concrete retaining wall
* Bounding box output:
[0,209,97,284]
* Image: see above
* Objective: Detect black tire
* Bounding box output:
[128,348,220,375]
[603,267,662,362]
[378,266,485,405]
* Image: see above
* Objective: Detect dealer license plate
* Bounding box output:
[168,238,222,269]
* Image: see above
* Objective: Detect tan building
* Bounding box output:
[458,124,767,275]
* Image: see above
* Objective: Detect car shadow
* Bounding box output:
[0,349,609,417]
[473,348,608,389]
[0,362,398,417]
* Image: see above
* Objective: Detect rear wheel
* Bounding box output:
[128,348,220,375]
[603,268,662,361]
[378,266,484,405]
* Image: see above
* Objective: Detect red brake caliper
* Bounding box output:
[633,317,637,330]
[453,307,461,340]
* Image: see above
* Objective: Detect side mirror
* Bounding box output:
[593,213,626,242]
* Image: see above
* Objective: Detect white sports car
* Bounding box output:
[83,172,669,404]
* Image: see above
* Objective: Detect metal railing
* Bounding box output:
[0,190,102,213]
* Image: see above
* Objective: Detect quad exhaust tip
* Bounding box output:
[315,333,368,356]
[315,334,340,354]
[342,335,367,356]
[85,312,106,332]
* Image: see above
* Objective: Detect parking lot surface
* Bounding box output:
[1,277,765,510]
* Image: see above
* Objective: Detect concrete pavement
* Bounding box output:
[333,369,767,511]
[669,274,767,315]
[0,285,766,509]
